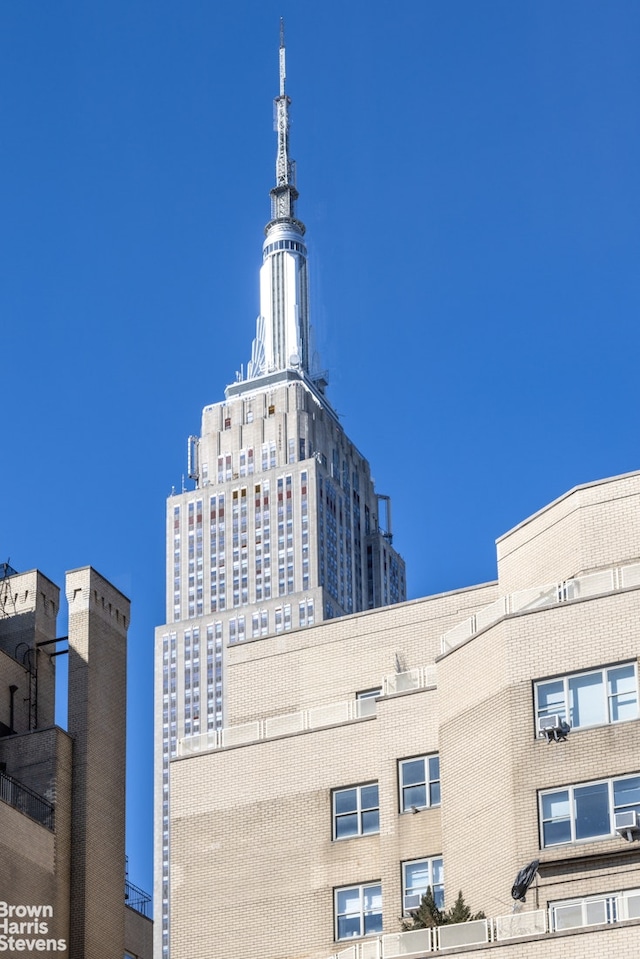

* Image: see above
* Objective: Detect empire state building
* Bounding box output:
[154,24,406,959]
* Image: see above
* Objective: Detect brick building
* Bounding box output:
[0,564,152,959]
[168,469,640,958]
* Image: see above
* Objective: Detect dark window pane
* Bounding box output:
[402,760,425,787]
[574,782,610,840]
[335,789,358,815]
[614,776,640,810]
[337,916,360,939]
[361,785,378,809]
[364,912,383,935]
[335,814,359,839]
[543,819,571,846]
[362,810,379,834]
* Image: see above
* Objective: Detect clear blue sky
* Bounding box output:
[2,1,639,896]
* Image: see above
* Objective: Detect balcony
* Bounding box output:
[441,560,640,654]
[124,878,152,918]
[0,769,54,830]
[328,895,640,958]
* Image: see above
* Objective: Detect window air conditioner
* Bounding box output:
[615,810,640,840]
[404,894,423,911]
[537,715,570,741]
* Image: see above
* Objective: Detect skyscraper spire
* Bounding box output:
[241,20,319,387]
[269,18,303,231]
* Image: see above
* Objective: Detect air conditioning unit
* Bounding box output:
[404,894,422,911]
[615,810,640,840]
[537,715,570,741]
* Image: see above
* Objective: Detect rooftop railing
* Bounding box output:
[382,666,436,697]
[125,878,152,918]
[178,666,437,757]
[0,769,54,830]
[441,560,640,654]
[328,896,640,959]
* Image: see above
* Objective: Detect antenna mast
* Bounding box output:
[279,17,286,97]
[270,18,301,226]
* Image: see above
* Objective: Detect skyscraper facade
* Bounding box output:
[154,26,406,959]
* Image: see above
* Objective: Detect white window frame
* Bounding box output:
[534,662,638,732]
[334,882,382,941]
[539,773,640,847]
[399,755,440,812]
[356,688,381,717]
[549,888,640,931]
[333,783,380,840]
[402,857,444,914]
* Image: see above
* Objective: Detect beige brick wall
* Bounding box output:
[66,567,129,959]
[0,799,55,885]
[0,649,31,733]
[437,588,640,917]
[171,578,640,959]
[0,721,73,949]
[0,565,143,959]
[497,470,640,592]
[0,723,74,941]
[124,907,153,959]
[225,582,498,725]
[171,722,383,959]
[438,919,640,958]
[0,569,59,728]
[171,683,450,959]
[168,470,640,959]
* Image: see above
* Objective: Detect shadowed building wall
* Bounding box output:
[0,565,152,959]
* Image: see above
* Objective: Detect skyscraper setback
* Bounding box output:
[154,25,406,959]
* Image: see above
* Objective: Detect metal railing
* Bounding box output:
[0,769,54,830]
[125,879,152,918]
[441,560,640,654]
[178,666,437,757]
[327,897,640,959]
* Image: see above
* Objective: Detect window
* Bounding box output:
[540,774,640,847]
[399,755,440,812]
[356,688,380,717]
[535,662,638,732]
[335,883,382,940]
[333,784,379,839]
[402,857,444,913]
[550,889,640,931]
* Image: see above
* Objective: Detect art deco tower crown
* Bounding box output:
[243,20,323,389]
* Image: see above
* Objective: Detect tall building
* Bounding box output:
[169,469,640,959]
[0,564,152,959]
[154,24,406,959]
